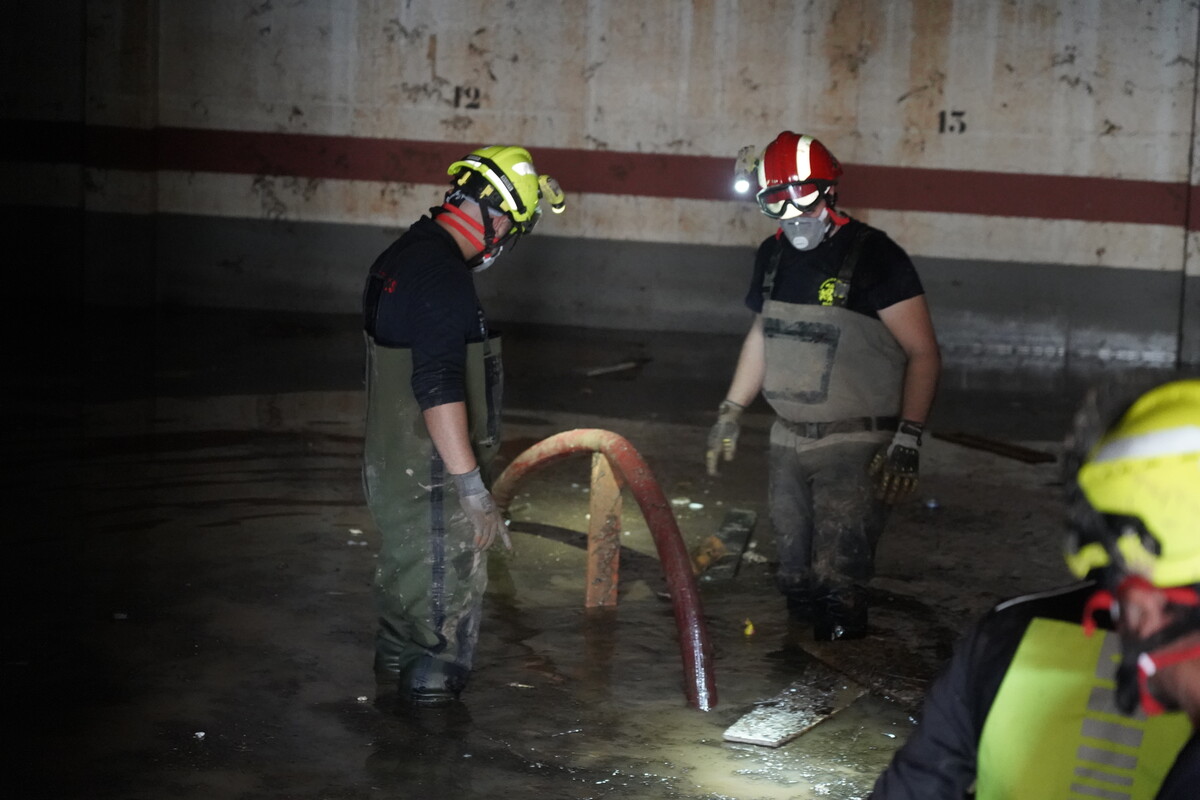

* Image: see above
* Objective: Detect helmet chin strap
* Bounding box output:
[1135,642,1200,715]
[1082,576,1200,716]
[438,202,489,254]
[437,200,512,270]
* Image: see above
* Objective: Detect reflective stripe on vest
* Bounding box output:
[977,618,1190,800]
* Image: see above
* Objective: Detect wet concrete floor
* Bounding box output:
[0,308,1173,798]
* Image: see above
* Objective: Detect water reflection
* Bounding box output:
[361,516,913,799]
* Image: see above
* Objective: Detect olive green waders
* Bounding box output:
[363,334,502,699]
[759,232,906,637]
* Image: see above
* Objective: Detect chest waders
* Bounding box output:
[977,618,1189,800]
[761,231,905,633]
[362,333,502,694]
[760,229,905,427]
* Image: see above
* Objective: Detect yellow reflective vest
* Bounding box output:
[977,618,1190,800]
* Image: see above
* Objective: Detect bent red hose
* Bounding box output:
[492,428,717,711]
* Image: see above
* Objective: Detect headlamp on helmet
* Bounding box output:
[732,145,758,194]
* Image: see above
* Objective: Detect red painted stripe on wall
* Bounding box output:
[5,120,1194,229]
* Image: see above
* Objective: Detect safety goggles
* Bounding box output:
[756,181,830,218]
[480,190,541,237]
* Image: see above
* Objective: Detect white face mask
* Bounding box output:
[781,207,830,251]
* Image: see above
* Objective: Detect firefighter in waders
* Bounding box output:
[707,131,940,640]
[869,378,1196,799]
[362,146,564,706]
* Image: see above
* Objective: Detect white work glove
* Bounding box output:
[451,467,512,552]
[706,400,745,476]
[867,420,923,504]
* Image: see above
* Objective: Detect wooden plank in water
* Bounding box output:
[933,431,1056,464]
[723,669,867,748]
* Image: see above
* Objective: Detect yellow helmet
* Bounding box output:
[1065,379,1200,587]
[446,145,565,236]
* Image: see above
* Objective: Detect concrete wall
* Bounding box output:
[6,0,1200,365]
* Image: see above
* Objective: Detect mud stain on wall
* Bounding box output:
[899,1,952,160]
[821,0,881,134]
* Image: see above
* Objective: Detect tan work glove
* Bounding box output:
[706,399,745,476]
[451,467,512,551]
[867,420,923,504]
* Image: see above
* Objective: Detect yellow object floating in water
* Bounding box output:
[743,618,755,636]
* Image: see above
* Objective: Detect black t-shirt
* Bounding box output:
[744,218,924,319]
[363,215,487,410]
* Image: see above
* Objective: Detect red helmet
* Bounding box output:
[755,132,842,218]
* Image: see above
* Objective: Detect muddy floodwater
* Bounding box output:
[6,313,1099,798]
[6,397,1072,799]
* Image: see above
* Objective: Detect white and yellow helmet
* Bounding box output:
[1066,379,1200,587]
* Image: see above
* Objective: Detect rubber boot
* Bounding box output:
[401,656,468,707]
[812,586,869,641]
[785,591,815,622]
[373,648,408,681]
[777,573,815,623]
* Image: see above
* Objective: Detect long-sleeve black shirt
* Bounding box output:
[363,215,488,411]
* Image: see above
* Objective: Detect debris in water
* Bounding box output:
[694,508,757,581]
[551,728,584,737]
[193,731,206,741]
[724,668,867,747]
[581,358,650,377]
[670,497,690,506]
[688,502,704,510]
[743,618,755,636]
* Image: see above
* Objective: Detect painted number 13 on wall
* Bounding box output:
[938,110,966,133]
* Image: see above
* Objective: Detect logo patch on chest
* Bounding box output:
[818,278,838,306]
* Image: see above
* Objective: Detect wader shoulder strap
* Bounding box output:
[363,273,385,335]
[760,227,875,308]
[830,226,874,308]
[761,237,784,305]
[364,236,424,337]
